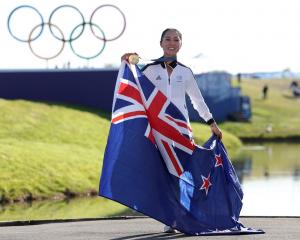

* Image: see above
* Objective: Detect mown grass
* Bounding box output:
[0,99,241,203]
[0,99,109,202]
[220,78,300,140]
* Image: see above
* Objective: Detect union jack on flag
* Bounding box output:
[113,63,194,173]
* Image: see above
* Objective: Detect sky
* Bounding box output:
[1,0,300,73]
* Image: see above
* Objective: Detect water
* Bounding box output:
[0,142,299,221]
[235,142,300,216]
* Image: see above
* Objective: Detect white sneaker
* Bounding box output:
[163,225,178,233]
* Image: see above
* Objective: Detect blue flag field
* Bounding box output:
[99,62,264,235]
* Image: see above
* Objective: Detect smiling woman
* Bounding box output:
[159,28,182,59]
[121,28,222,140]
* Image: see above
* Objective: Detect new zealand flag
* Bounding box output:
[99,62,263,235]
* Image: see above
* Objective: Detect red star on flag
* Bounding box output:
[200,173,212,195]
[215,154,223,167]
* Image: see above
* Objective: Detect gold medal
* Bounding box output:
[128,54,139,64]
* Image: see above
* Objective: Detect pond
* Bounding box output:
[0,142,299,221]
[236,142,300,216]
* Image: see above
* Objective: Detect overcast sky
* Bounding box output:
[1,0,300,73]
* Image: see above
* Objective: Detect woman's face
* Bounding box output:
[160,30,182,57]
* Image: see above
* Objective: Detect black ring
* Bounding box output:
[28,22,65,60]
[89,4,126,41]
[48,4,85,42]
[69,22,106,60]
[7,5,44,42]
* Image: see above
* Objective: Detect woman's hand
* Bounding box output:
[121,53,138,62]
[210,122,223,140]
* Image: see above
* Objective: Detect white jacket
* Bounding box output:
[142,60,214,123]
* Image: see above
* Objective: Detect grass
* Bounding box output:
[220,78,300,140]
[0,99,109,202]
[0,98,241,203]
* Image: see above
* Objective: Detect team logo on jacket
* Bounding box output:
[176,75,183,81]
[156,75,162,80]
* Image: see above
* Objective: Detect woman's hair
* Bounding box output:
[160,28,182,43]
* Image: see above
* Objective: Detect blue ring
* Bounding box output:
[7,5,44,42]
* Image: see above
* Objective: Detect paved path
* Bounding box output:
[0,217,299,240]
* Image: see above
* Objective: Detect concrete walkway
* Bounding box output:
[0,217,299,240]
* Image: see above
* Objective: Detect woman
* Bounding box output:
[121,28,222,233]
[122,28,222,139]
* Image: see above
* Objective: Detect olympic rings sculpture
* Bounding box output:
[7,4,126,61]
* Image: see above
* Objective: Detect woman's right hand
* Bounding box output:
[121,53,138,62]
[210,122,223,140]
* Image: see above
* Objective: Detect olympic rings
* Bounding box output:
[7,4,126,61]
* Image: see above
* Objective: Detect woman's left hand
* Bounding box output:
[210,122,223,140]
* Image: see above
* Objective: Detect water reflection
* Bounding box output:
[232,142,300,216]
[0,142,299,221]
[0,197,134,221]
[231,156,252,183]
